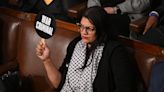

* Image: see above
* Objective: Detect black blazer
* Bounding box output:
[58,37,138,92]
[150,0,164,24]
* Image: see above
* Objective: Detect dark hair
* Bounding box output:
[82,6,112,44]
[80,6,113,69]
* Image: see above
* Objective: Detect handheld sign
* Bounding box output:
[35,11,56,39]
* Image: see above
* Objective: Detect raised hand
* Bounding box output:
[36,38,50,62]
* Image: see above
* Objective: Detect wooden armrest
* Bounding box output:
[68,1,87,19]
[118,35,164,57]
[130,16,148,33]
[0,61,18,75]
[0,7,26,19]
[118,35,164,89]
[0,7,79,31]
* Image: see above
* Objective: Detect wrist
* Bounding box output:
[43,57,51,63]
[149,11,159,18]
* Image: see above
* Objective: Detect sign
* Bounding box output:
[35,11,56,39]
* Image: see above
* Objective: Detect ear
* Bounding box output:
[44,0,53,5]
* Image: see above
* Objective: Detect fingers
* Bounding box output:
[143,16,158,35]
[36,44,43,56]
[41,38,45,45]
[143,21,154,35]
[142,30,147,35]
[36,39,46,56]
[143,25,150,35]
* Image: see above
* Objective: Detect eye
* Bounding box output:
[87,27,95,31]
[76,23,95,32]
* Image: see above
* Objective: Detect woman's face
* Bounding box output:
[79,17,96,44]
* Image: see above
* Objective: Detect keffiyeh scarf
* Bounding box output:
[61,40,104,92]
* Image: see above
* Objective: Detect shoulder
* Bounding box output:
[65,36,81,58]
[104,40,128,56]
[105,40,123,49]
[67,36,81,49]
[102,40,124,56]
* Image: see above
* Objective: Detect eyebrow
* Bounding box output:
[81,24,94,28]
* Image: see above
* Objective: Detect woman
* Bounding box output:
[36,6,138,92]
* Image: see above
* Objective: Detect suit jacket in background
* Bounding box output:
[87,0,150,21]
[148,62,164,92]
[150,0,164,26]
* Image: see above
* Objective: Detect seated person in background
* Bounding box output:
[36,6,138,92]
[88,0,150,22]
[20,0,74,23]
[148,61,164,92]
[131,0,164,47]
[88,0,150,37]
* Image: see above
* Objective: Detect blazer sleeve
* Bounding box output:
[154,0,164,19]
[87,0,101,8]
[117,0,150,13]
[110,45,138,92]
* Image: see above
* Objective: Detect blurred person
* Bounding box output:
[88,0,150,21]
[20,0,74,23]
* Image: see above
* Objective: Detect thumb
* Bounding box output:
[41,38,45,45]
[143,28,148,35]
[41,38,48,48]
[143,23,151,35]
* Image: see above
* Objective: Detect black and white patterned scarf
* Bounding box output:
[61,40,104,92]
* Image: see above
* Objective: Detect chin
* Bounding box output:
[82,39,89,44]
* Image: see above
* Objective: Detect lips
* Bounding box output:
[82,36,88,39]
